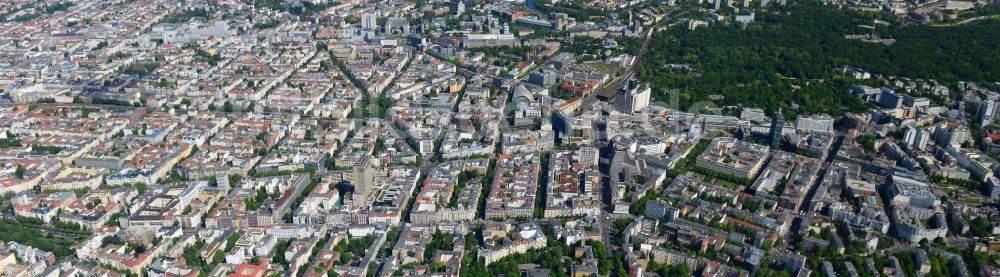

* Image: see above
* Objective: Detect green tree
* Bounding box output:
[14,165,24,179]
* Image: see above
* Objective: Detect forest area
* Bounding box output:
[634,3,1000,118]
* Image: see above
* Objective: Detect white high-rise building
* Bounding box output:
[580,147,599,168]
[903,126,918,146]
[914,130,931,151]
[614,80,651,114]
[352,156,375,203]
[977,100,996,126]
[361,13,378,30]
[903,126,931,151]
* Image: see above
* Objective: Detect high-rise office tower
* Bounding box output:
[978,100,996,126]
[352,156,374,201]
[903,126,918,146]
[770,111,785,148]
[614,80,651,114]
[361,12,378,30]
[580,147,599,168]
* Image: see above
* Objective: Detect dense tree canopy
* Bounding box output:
[634,3,1000,117]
